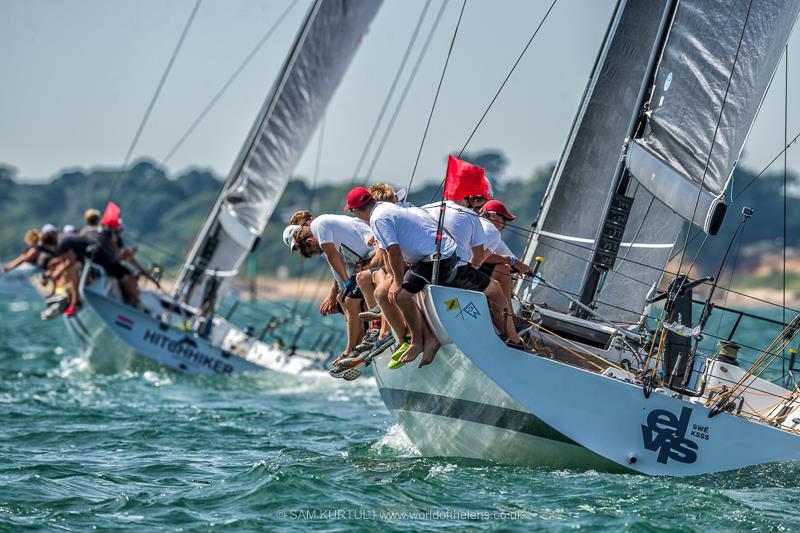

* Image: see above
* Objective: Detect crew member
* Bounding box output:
[292,212,374,359]
[348,187,523,369]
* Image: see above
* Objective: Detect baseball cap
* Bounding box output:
[345,186,373,210]
[283,224,301,250]
[62,224,76,234]
[482,199,516,221]
[41,223,58,234]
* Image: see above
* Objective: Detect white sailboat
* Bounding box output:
[373,0,800,475]
[77,0,383,375]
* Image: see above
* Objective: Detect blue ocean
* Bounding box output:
[2,276,800,531]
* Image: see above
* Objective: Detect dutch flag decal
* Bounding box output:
[115,315,134,330]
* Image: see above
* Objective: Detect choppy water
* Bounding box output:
[2,276,800,531]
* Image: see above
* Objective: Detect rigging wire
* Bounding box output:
[406,0,467,192]
[115,0,300,221]
[783,44,789,370]
[673,0,754,276]
[429,0,558,200]
[348,0,432,183]
[732,129,800,199]
[363,0,449,181]
[713,222,746,338]
[160,0,300,166]
[108,0,202,200]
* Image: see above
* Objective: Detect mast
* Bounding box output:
[518,0,682,323]
[575,0,679,313]
[172,0,382,309]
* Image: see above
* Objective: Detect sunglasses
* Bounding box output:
[484,211,510,222]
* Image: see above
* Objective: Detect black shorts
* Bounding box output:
[343,275,364,299]
[401,255,458,294]
[479,262,497,277]
[445,263,492,292]
[95,256,131,280]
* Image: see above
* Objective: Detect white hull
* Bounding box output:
[62,302,137,373]
[80,266,328,375]
[426,284,800,476]
[372,301,625,471]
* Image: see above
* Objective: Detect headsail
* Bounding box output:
[520,0,680,319]
[628,0,800,234]
[173,0,382,309]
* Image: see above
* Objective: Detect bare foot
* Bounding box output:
[399,342,424,363]
[418,338,440,368]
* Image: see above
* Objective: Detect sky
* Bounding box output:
[1,0,799,187]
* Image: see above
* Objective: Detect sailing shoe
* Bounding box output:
[342,362,366,381]
[359,305,382,321]
[63,304,78,317]
[354,329,379,353]
[329,363,347,379]
[44,293,68,306]
[387,339,411,369]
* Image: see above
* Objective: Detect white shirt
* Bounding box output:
[310,214,372,261]
[422,200,487,263]
[480,217,513,257]
[370,202,456,263]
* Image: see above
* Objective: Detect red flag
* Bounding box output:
[443,155,490,201]
[101,201,121,229]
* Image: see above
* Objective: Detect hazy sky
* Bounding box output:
[1,0,799,187]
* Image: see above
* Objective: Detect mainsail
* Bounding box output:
[628,0,800,234]
[173,0,382,309]
[519,0,682,320]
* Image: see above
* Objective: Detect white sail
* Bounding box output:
[173,0,382,309]
[627,0,800,234]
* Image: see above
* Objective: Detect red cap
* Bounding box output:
[345,186,372,210]
[482,199,516,221]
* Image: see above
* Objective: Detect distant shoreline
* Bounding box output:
[136,276,333,303]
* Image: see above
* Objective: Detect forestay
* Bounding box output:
[520,0,674,315]
[173,0,382,309]
[628,0,800,234]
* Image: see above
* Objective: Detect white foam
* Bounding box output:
[372,424,421,457]
[8,301,30,312]
[426,463,457,480]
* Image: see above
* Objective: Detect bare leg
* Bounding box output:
[418,316,440,368]
[65,261,82,307]
[492,264,516,329]
[492,263,512,302]
[120,274,141,307]
[395,289,425,363]
[342,296,364,354]
[375,275,406,339]
[484,279,521,344]
[356,270,377,309]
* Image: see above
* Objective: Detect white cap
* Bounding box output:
[41,224,58,234]
[62,224,76,234]
[282,224,301,250]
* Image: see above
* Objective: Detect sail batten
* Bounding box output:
[173,0,382,308]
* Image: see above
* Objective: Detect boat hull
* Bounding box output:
[372,298,625,471]
[81,268,324,375]
[425,285,800,476]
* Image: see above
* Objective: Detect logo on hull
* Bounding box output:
[443,298,480,320]
[143,329,234,374]
[641,406,698,464]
